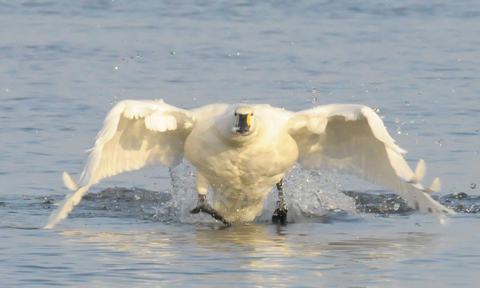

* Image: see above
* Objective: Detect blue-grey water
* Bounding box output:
[1,1,479,287]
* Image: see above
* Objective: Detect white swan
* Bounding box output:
[44,99,454,228]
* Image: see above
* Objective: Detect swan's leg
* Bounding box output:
[272,179,288,224]
[190,195,231,226]
[190,172,231,226]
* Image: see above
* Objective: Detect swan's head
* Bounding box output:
[232,106,256,136]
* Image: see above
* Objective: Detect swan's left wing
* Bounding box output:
[287,104,455,223]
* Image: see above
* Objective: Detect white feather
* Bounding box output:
[426,177,441,193]
[62,171,80,191]
[409,159,426,184]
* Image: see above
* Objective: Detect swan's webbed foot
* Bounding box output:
[272,179,288,225]
[190,195,231,226]
[272,200,288,225]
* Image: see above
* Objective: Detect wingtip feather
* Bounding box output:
[44,186,90,229]
[417,191,456,226]
[426,177,441,193]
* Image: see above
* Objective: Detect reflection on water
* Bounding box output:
[57,221,442,286]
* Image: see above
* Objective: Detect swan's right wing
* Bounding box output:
[45,99,197,228]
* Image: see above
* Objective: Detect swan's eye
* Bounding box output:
[234,112,237,116]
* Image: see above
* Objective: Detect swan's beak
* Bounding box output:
[235,114,250,134]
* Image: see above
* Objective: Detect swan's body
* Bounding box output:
[185,105,299,221]
[45,100,454,228]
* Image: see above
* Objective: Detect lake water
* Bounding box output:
[1,0,479,287]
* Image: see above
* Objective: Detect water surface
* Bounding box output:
[1,1,479,287]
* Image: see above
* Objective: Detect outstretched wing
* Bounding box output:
[45,99,196,228]
[288,104,455,223]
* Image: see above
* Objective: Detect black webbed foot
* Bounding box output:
[272,179,288,225]
[272,200,288,225]
[190,196,231,226]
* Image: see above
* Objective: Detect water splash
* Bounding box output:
[76,160,355,225]
[72,161,478,224]
[343,191,414,215]
[344,190,480,215]
[440,192,480,213]
[168,161,356,224]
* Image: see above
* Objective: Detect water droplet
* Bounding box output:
[471,183,476,189]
